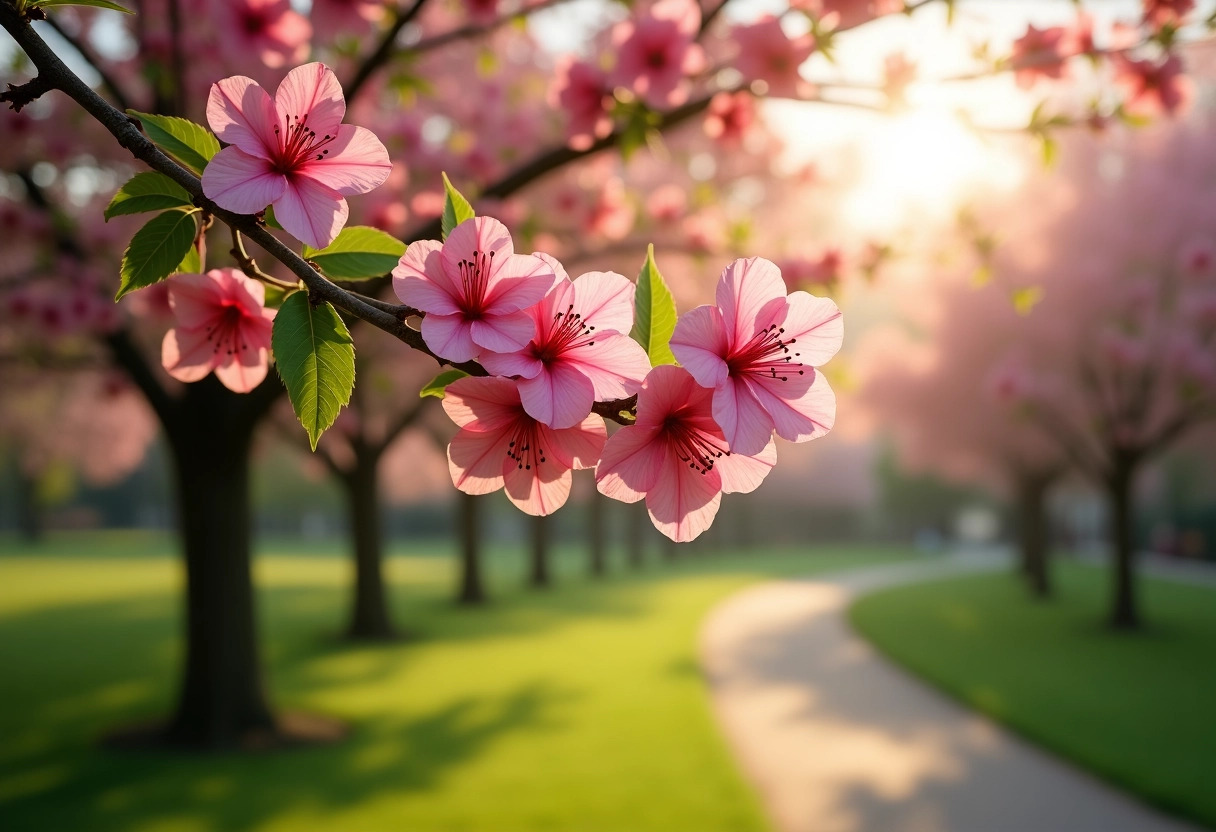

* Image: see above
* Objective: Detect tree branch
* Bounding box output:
[344,0,431,104]
[41,15,136,111]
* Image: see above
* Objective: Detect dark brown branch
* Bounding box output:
[344,0,431,104]
[406,0,571,57]
[0,73,53,111]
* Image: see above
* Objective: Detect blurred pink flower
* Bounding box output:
[1142,0,1195,30]
[443,376,607,515]
[160,268,276,393]
[392,216,556,362]
[669,257,842,455]
[310,0,386,38]
[202,63,392,249]
[481,268,650,428]
[610,0,704,109]
[703,91,755,146]
[1116,54,1192,118]
[646,183,688,223]
[596,364,776,542]
[464,0,500,24]
[213,0,311,69]
[732,15,813,98]
[1010,24,1071,89]
[584,178,635,240]
[551,57,614,151]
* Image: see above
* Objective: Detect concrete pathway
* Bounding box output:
[699,552,1203,832]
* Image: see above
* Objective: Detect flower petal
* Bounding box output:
[443,216,515,279]
[503,460,572,516]
[567,333,651,399]
[421,313,480,363]
[206,75,278,159]
[571,270,635,334]
[670,304,730,388]
[782,291,844,366]
[274,62,346,140]
[751,367,836,444]
[712,376,775,456]
[633,363,702,427]
[483,253,558,314]
[545,415,607,470]
[214,347,270,393]
[161,327,214,383]
[447,428,508,495]
[479,348,545,380]
[716,256,789,349]
[298,124,392,196]
[393,239,461,314]
[716,435,776,494]
[201,148,286,214]
[274,176,348,249]
[517,362,596,429]
[470,311,536,354]
[167,272,226,328]
[442,376,523,431]
[645,461,722,543]
[595,424,663,503]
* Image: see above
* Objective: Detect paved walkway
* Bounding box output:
[699,552,1203,832]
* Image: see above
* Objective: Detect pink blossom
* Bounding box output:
[213,0,312,69]
[480,267,651,428]
[202,63,392,249]
[610,0,704,109]
[802,0,900,30]
[595,364,776,542]
[1116,54,1192,118]
[443,376,607,515]
[732,15,814,99]
[160,268,276,393]
[703,91,755,147]
[310,0,385,38]
[464,0,500,25]
[669,257,842,455]
[1176,238,1216,280]
[550,58,613,151]
[1143,0,1195,30]
[1009,24,1071,89]
[882,53,917,106]
[646,183,688,223]
[584,177,635,240]
[392,216,557,363]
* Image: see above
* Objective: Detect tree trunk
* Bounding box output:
[1108,458,1140,630]
[626,503,645,569]
[1016,473,1052,599]
[456,491,486,604]
[342,452,396,640]
[529,513,550,589]
[588,491,606,577]
[14,465,43,545]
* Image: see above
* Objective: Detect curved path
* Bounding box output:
[699,552,1202,832]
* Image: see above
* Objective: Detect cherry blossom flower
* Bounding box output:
[480,267,651,429]
[160,268,276,394]
[443,376,607,515]
[596,364,776,542]
[551,58,614,150]
[610,0,704,109]
[1009,24,1071,89]
[703,91,755,147]
[669,257,842,455]
[392,216,557,363]
[309,0,386,39]
[1142,0,1195,30]
[213,0,312,70]
[731,15,814,99]
[202,63,392,249]
[1116,54,1192,118]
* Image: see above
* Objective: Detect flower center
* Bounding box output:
[456,249,496,317]
[272,113,337,174]
[664,416,730,475]
[534,303,596,363]
[505,417,547,471]
[727,323,805,382]
[204,302,252,358]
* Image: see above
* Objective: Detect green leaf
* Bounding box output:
[440,171,475,241]
[272,292,356,451]
[264,204,283,230]
[127,110,220,175]
[629,244,678,367]
[177,241,201,274]
[420,369,469,400]
[301,226,406,280]
[104,171,192,220]
[30,0,133,12]
[116,209,198,300]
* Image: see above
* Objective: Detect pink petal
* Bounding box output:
[633,363,701,427]
[571,270,635,333]
[645,461,722,543]
[393,239,461,314]
[483,253,558,314]
[161,327,215,383]
[214,346,270,393]
[545,415,608,470]
[298,124,391,196]
[670,304,730,388]
[206,75,278,159]
[595,424,663,503]
[201,148,286,214]
[442,216,515,280]
[167,273,225,328]
[421,313,480,363]
[503,460,572,516]
[568,333,651,399]
[479,349,545,380]
[442,376,523,431]
[750,368,836,444]
[223,267,267,309]
[470,311,536,354]
[712,376,775,456]
[716,257,789,349]
[274,62,346,140]
[716,435,776,494]
[517,362,596,429]
[782,291,844,366]
[274,176,348,249]
[447,428,508,494]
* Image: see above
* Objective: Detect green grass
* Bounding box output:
[850,561,1216,830]
[0,531,907,832]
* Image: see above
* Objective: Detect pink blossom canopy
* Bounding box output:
[443,376,607,516]
[202,62,392,249]
[596,364,777,542]
[392,217,558,363]
[480,268,651,429]
[160,268,276,393]
[669,257,842,456]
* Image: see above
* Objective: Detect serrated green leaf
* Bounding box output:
[301,226,406,280]
[264,204,283,230]
[127,110,219,175]
[273,292,356,450]
[104,171,192,220]
[629,244,678,366]
[177,241,201,274]
[441,171,475,241]
[30,0,133,12]
[420,369,469,399]
[116,209,198,300]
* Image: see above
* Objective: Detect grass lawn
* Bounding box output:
[0,531,908,832]
[850,560,1216,830]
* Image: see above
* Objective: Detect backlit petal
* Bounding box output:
[715,435,776,494]
[443,216,515,279]
[442,376,523,431]
[571,270,635,334]
[447,428,507,494]
[274,176,348,249]
[161,327,215,383]
[393,240,461,314]
[421,313,479,363]
[206,75,278,158]
[201,148,286,214]
[484,253,557,314]
[645,461,722,543]
[504,461,572,516]
[712,376,775,456]
[750,368,836,443]
[545,415,607,470]
[670,304,730,388]
[567,334,651,399]
[214,348,269,393]
[274,62,346,139]
[470,312,536,354]
[716,257,789,349]
[298,124,391,196]
[595,424,663,503]
[517,362,596,429]
[782,291,844,366]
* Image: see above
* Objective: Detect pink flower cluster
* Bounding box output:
[395,220,843,541]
